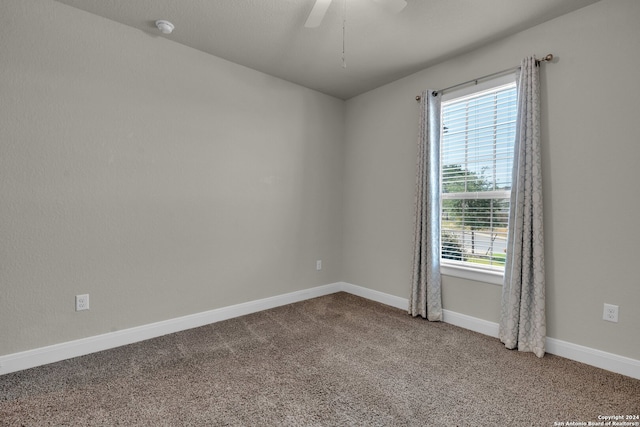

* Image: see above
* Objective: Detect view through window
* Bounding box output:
[440,81,517,272]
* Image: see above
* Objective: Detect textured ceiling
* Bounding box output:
[55,0,600,100]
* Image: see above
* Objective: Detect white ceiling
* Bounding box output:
[55,0,600,100]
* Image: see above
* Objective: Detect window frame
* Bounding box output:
[439,74,517,286]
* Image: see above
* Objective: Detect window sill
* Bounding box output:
[441,263,504,286]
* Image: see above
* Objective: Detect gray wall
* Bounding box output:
[2,0,639,363]
[0,0,345,355]
[343,0,640,360]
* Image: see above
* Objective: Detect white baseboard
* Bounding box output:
[441,309,500,338]
[338,282,639,380]
[0,283,341,376]
[546,337,640,380]
[339,282,408,310]
[2,281,638,380]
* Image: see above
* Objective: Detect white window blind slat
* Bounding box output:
[440,81,517,270]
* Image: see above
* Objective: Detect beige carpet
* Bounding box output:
[1,292,638,426]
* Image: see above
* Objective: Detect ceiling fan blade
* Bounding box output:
[305,0,332,28]
[372,0,407,14]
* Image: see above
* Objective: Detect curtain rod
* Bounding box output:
[415,54,553,102]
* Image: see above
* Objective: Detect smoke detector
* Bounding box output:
[155,20,175,34]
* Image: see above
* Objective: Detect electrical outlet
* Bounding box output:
[76,294,90,311]
[316,260,322,271]
[603,303,618,323]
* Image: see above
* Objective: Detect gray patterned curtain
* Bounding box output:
[409,90,443,321]
[499,57,546,357]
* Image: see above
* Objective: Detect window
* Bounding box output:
[440,77,517,283]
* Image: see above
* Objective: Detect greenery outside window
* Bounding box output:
[440,77,517,283]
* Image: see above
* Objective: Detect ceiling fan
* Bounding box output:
[304,0,408,28]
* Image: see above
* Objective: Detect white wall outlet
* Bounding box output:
[76,294,90,311]
[316,260,322,271]
[603,303,618,323]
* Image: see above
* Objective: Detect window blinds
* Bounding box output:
[441,83,517,269]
